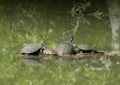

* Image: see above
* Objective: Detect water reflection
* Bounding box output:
[21,59,43,67]
[55,57,74,66]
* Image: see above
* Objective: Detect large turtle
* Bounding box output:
[54,36,74,56]
[20,41,44,56]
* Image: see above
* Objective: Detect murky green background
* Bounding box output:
[0,0,120,85]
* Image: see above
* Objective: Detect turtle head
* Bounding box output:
[91,44,96,49]
[69,35,74,42]
[40,40,44,46]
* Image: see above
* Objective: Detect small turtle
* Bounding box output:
[20,41,44,56]
[76,44,105,54]
[76,44,96,53]
[54,36,74,56]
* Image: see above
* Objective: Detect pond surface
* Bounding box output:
[0,3,120,85]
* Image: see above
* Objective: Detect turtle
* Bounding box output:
[20,40,44,56]
[76,44,105,54]
[54,36,74,56]
[76,44,96,53]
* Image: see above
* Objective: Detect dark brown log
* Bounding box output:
[17,51,120,60]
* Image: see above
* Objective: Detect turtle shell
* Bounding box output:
[20,41,44,54]
[54,41,74,55]
[77,44,95,50]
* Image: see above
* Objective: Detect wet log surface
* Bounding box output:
[18,51,120,60]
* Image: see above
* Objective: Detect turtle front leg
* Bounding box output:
[23,53,29,58]
[39,48,44,55]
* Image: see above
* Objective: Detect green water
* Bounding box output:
[0,2,120,85]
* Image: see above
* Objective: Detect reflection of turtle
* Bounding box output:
[54,36,74,56]
[21,59,43,67]
[20,41,44,56]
